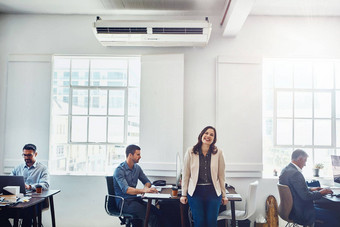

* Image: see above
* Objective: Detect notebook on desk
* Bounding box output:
[0,175,26,194]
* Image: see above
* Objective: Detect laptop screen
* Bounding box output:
[331,155,340,185]
[0,175,26,194]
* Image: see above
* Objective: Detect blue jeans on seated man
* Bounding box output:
[314,204,340,227]
[187,185,222,227]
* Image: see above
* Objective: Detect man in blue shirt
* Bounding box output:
[11,143,49,191]
[11,143,49,227]
[113,144,160,227]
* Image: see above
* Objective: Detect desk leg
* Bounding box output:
[33,206,37,227]
[144,199,152,227]
[179,202,185,227]
[50,196,56,227]
[38,201,42,227]
[231,201,236,227]
[13,210,19,227]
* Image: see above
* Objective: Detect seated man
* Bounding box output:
[11,143,49,227]
[113,144,160,227]
[279,149,339,226]
[11,143,49,191]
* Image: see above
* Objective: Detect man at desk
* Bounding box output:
[11,144,49,191]
[279,149,339,226]
[10,143,50,227]
[113,144,160,227]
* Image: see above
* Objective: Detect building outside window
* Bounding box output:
[49,56,141,175]
[263,59,340,177]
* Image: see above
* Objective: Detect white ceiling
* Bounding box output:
[0,0,340,16]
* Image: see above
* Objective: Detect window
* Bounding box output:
[49,56,141,175]
[263,59,340,177]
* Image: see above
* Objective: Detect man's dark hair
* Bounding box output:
[23,144,37,153]
[291,149,308,161]
[126,144,141,157]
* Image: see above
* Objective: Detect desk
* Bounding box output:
[143,188,185,227]
[30,189,60,227]
[323,194,340,203]
[6,197,45,227]
[226,187,242,227]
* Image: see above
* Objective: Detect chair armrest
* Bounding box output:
[105,194,125,217]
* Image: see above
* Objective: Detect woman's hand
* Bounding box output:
[221,197,228,205]
[180,196,188,204]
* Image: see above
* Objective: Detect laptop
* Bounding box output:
[0,175,26,194]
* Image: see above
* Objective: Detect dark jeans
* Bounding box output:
[0,209,11,227]
[314,204,340,227]
[121,198,161,227]
[187,185,222,227]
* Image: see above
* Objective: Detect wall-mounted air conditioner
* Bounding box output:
[93,18,212,47]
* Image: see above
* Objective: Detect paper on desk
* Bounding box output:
[143,193,171,198]
[226,194,242,199]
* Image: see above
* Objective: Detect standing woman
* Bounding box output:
[180,126,228,227]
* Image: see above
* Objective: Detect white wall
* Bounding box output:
[1,14,340,226]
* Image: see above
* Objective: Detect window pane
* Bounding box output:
[337,120,340,148]
[263,90,273,117]
[336,92,340,118]
[314,119,331,146]
[314,92,332,118]
[89,90,107,115]
[71,116,88,142]
[129,58,141,87]
[53,58,70,86]
[294,92,312,118]
[50,116,68,143]
[274,62,293,88]
[294,62,313,88]
[314,62,334,89]
[88,145,106,173]
[335,61,340,89]
[50,145,68,172]
[277,119,292,145]
[277,91,293,117]
[51,87,69,114]
[294,119,312,146]
[127,117,139,144]
[108,117,124,143]
[128,88,140,116]
[314,149,335,177]
[71,59,89,86]
[72,89,88,115]
[107,145,126,169]
[68,145,87,173]
[263,62,274,89]
[108,90,125,115]
[88,117,107,142]
[91,59,127,86]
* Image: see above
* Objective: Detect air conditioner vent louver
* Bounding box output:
[96,27,147,34]
[152,27,203,34]
[93,19,212,46]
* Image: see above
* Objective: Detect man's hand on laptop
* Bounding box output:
[143,187,158,194]
[319,188,333,195]
[25,184,32,190]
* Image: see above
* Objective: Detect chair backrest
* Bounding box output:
[106,176,115,195]
[105,176,118,213]
[277,183,293,222]
[244,181,259,219]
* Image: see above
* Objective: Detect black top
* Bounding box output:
[197,149,213,185]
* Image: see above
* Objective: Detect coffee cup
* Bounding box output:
[36,185,42,194]
[172,186,178,197]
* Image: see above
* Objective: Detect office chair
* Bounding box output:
[105,176,140,227]
[217,181,259,226]
[277,183,316,227]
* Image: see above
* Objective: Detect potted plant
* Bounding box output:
[313,163,324,177]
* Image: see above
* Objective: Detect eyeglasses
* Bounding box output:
[22,154,33,157]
